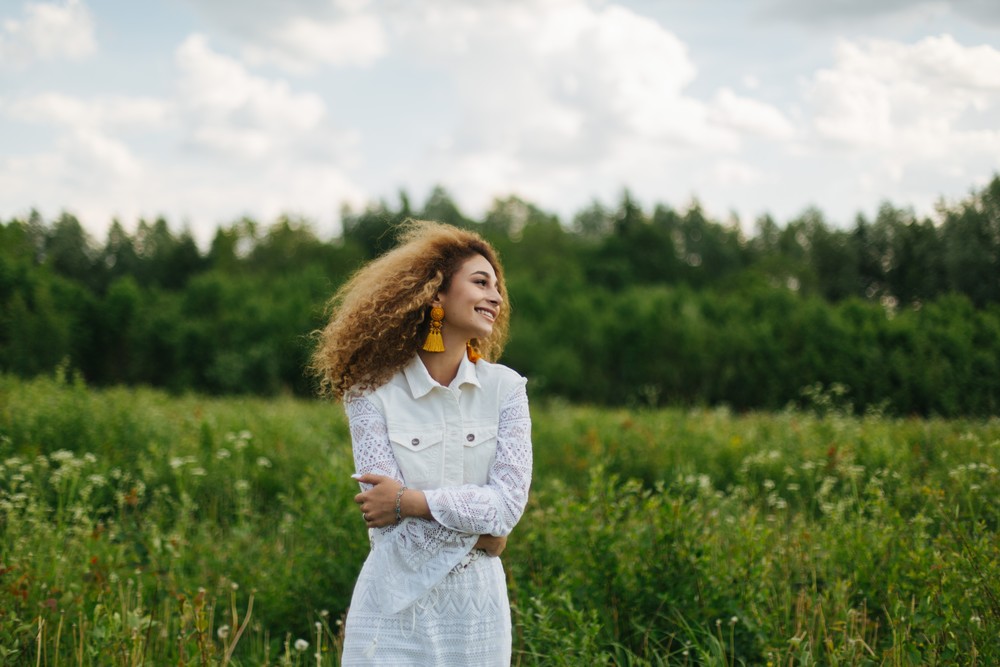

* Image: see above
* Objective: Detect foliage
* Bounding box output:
[2,177,1000,414]
[2,375,999,664]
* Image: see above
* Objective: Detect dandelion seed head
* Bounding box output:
[294,638,309,652]
[217,625,230,639]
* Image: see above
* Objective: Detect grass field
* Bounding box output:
[1,372,998,665]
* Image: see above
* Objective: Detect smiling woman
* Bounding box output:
[309,220,532,666]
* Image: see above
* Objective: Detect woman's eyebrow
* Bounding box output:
[470,270,493,279]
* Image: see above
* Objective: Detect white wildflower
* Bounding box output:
[216,448,231,460]
[217,625,230,640]
[294,639,309,652]
[256,457,272,468]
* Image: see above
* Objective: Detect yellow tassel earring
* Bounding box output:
[466,342,481,363]
[422,306,445,352]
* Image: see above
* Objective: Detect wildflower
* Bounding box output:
[256,457,272,468]
[294,639,309,652]
[217,625,231,640]
[234,479,250,492]
[730,616,739,625]
[190,467,206,476]
[320,609,329,618]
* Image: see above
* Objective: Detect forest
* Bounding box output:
[2,176,999,415]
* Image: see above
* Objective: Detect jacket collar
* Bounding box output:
[403,353,481,399]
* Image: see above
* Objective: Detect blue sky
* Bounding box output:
[2,0,999,244]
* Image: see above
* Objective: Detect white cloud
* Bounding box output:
[710,88,796,139]
[179,0,387,73]
[710,159,768,186]
[242,13,387,72]
[0,32,365,241]
[5,92,169,129]
[808,34,1000,159]
[0,0,96,68]
[175,34,329,159]
[380,0,782,217]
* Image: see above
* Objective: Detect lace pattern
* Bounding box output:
[346,396,480,614]
[423,385,532,536]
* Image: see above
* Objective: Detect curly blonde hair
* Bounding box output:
[310,219,511,400]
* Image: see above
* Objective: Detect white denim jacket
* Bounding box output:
[345,354,532,614]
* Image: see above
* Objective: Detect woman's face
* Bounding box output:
[436,253,503,342]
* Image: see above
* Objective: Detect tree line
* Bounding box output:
[2,177,999,415]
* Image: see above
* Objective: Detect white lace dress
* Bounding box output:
[340,375,532,666]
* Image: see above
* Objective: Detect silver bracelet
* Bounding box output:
[394,485,407,523]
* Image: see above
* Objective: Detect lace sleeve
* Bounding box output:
[422,384,532,536]
[346,396,479,614]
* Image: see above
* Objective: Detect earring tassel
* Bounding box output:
[422,307,445,352]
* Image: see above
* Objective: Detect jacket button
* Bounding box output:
[411,438,419,446]
[466,433,475,442]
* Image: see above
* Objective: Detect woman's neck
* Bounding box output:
[417,346,466,387]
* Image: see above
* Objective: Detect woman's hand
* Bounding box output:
[354,474,403,528]
[474,534,507,557]
[354,474,431,528]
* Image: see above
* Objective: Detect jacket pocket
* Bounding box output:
[462,423,498,485]
[387,424,444,489]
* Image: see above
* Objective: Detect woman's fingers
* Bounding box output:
[355,473,387,486]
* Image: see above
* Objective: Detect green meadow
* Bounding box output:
[1,372,998,666]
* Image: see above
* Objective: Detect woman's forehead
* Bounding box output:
[459,253,497,277]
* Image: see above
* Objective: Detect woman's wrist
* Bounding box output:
[399,488,432,520]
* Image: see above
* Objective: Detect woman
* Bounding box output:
[311,220,532,665]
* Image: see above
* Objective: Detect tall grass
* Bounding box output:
[1,372,997,665]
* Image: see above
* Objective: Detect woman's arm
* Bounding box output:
[421,384,532,537]
[346,396,480,564]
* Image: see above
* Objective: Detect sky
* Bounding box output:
[1,0,999,244]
